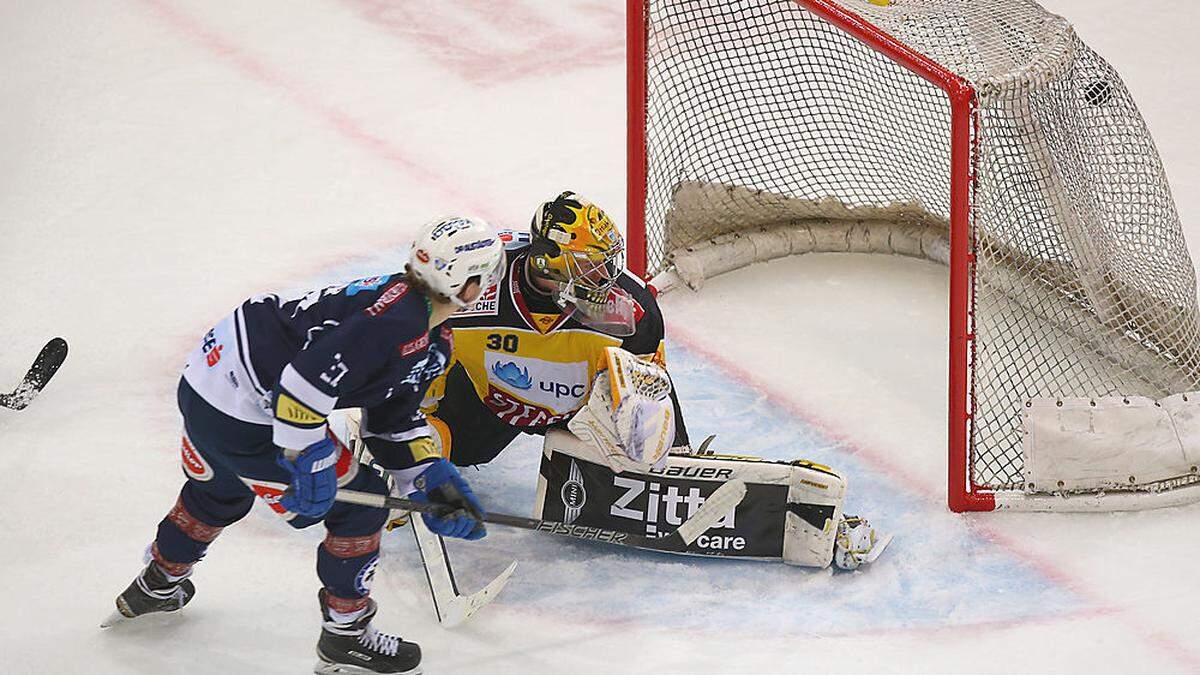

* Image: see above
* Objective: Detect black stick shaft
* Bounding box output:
[337,490,690,552]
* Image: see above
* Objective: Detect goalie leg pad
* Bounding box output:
[537,430,845,567]
[782,459,846,567]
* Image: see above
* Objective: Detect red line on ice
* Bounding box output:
[340,0,624,85]
[133,0,497,221]
[669,326,1200,670]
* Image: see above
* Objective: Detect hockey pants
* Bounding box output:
[151,378,389,610]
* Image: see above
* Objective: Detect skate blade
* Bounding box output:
[313,660,421,675]
[863,533,895,565]
[100,609,130,628]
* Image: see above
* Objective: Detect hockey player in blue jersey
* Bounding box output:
[104,216,506,675]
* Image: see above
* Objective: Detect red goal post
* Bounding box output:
[626,0,1200,512]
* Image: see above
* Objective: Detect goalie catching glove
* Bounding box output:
[568,346,676,472]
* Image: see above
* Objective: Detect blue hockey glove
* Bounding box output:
[412,459,486,540]
[276,437,339,517]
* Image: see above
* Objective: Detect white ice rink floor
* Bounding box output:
[3,1,1200,673]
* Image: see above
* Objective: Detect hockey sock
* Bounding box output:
[324,598,370,626]
[153,482,252,568]
[316,531,381,614]
[148,542,194,580]
[153,494,228,571]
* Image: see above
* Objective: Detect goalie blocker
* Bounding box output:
[536,430,850,567]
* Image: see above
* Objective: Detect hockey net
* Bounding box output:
[627,0,1200,511]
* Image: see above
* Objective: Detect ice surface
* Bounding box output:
[3,1,1200,673]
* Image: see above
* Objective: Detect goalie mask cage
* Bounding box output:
[626,0,1200,511]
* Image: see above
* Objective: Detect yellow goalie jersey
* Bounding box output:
[424,235,688,450]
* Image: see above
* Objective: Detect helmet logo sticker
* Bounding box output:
[429,218,472,239]
[454,238,496,253]
[415,249,430,263]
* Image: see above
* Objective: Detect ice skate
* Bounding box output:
[101,563,195,628]
[314,589,421,675]
[832,516,893,571]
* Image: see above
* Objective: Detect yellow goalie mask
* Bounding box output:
[529,192,636,336]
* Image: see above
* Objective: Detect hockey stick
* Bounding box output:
[336,477,747,553]
[0,338,68,411]
[408,514,517,627]
[336,411,518,628]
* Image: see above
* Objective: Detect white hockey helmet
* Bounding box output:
[408,216,505,307]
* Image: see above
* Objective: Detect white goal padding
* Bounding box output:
[1022,395,1200,503]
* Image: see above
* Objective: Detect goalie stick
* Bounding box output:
[335,477,747,553]
[0,338,68,411]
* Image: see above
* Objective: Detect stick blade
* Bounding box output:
[29,338,69,388]
[438,560,518,628]
[1,338,69,410]
[676,478,747,545]
[410,515,516,628]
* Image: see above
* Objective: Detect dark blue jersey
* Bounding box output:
[182,273,450,469]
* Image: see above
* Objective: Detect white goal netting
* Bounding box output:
[634,0,1200,507]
